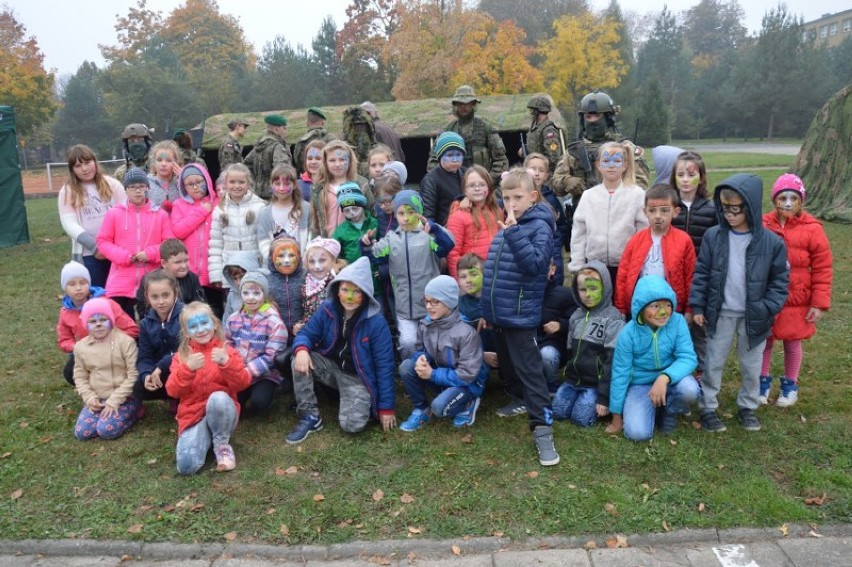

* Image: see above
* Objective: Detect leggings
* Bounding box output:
[761,338,803,381]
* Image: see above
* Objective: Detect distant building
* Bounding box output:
[802,8,852,48]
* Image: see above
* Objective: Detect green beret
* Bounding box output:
[265,114,287,127]
[307,107,327,120]
[172,128,187,139]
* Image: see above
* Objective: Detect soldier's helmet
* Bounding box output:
[527,95,552,113]
[451,85,481,104]
[121,123,153,140]
[578,92,616,115]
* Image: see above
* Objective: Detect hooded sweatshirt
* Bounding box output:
[170,164,218,285]
[651,145,684,185]
[222,251,261,323]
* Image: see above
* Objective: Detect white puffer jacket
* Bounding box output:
[208,191,267,285]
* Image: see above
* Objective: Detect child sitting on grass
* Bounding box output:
[399,276,489,431]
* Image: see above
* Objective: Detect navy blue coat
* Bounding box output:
[137,300,185,382]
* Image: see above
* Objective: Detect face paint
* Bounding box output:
[186,313,214,337]
[240,284,265,311]
[583,278,603,307]
[184,175,207,199]
[272,177,294,196]
[396,204,420,231]
[273,243,300,275]
[458,268,483,296]
[642,300,673,328]
[307,250,334,279]
[599,151,624,169]
[442,150,464,163]
[86,314,112,340]
[774,191,802,218]
[338,281,364,313]
[342,205,364,221]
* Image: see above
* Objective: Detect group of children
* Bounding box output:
[57,137,833,471]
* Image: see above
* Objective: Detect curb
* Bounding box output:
[1,523,849,561]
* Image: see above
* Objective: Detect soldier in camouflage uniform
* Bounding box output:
[427,85,508,184]
[293,107,334,174]
[342,106,377,179]
[551,91,650,203]
[243,114,293,200]
[114,123,153,183]
[173,128,207,170]
[218,118,249,170]
[522,94,563,176]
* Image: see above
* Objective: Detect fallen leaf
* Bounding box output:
[224,531,238,541]
[296,445,303,452]
[162,504,176,512]
[492,530,504,538]
[669,439,678,446]
[10,489,23,500]
[800,415,807,423]
[275,468,287,476]
[126,524,143,534]
[568,484,577,489]
[146,459,157,465]
[698,502,706,512]
[605,534,628,548]
[641,483,651,490]
[39,436,53,444]
[526,471,539,479]
[1,452,11,459]
[583,540,597,549]
[451,545,461,555]
[691,420,702,430]
[400,493,415,503]
[407,551,417,562]
[313,494,325,502]
[371,557,392,566]
[266,508,276,515]
[135,505,153,514]
[808,530,823,538]
[460,434,473,444]
[18,422,28,429]
[662,520,670,532]
[804,493,827,506]
[604,502,618,515]
[337,519,353,528]
[190,503,204,512]
[779,523,789,536]
[372,489,385,501]
[718,464,726,471]
[120,554,133,562]
[407,526,421,535]
[355,523,364,528]
[285,466,299,474]
[279,524,290,536]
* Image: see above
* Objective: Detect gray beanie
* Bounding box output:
[382,161,408,185]
[124,167,149,188]
[60,261,91,290]
[424,275,459,310]
[240,269,269,297]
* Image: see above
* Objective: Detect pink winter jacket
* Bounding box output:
[97,200,174,298]
[170,165,218,285]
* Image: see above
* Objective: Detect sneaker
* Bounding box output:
[776,377,799,408]
[699,410,727,432]
[737,407,761,431]
[659,410,678,435]
[758,375,773,405]
[452,398,481,428]
[495,399,527,418]
[533,426,560,466]
[285,414,323,444]
[214,444,236,472]
[399,408,431,432]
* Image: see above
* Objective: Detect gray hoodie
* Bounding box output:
[651,145,685,185]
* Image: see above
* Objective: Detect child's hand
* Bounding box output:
[542,321,560,334]
[418,214,431,233]
[201,201,212,212]
[805,307,824,324]
[649,374,669,407]
[132,251,148,264]
[144,368,163,391]
[293,350,313,374]
[293,322,304,335]
[476,318,489,333]
[415,354,432,380]
[498,206,517,229]
[86,398,104,412]
[211,347,229,366]
[692,314,705,327]
[596,403,610,417]
[483,351,499,368]
[100,403,118,418]
[172,163,182,177]
[380,413,396,431]
[186,352,205,371]
[605,414,623,434]
[685,312,694,326]
[361,229,376,246]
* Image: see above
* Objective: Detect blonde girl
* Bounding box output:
[310,140,374,237]
[445,164,504,277]
[166,302,251,474]
[208,163,267,288]
[58,144,127,287]
[147,140,183,206]
[257,164,313,258]
[367,143,394,184]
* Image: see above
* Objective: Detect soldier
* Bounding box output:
[361,101,405,163]
[521,95,563,176]
[551,91,650,204]
[293,107,334,174]
[342,106,377,179]
[114,123,153,182]
[218,118,250,170]
[244,114,293,200]
[427,85,508,184]
[172,128,207,170]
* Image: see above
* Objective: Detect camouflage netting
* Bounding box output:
[795,85,852,223]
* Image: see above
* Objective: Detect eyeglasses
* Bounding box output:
[185,180,205,189]
[126,185,148,192]
[423,298,443,307]
[721,204,745,215]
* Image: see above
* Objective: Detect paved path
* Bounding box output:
[1,524,849,566]
[682,143,801,156]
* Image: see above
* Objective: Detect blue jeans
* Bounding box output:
[540,345,562,393]
[623,376,700,441]
[552,382,598,427]
[176,392,237,475]
[399,359,475,418]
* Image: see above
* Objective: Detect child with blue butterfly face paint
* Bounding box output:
[568,141,648,294]
[166,302,251,475]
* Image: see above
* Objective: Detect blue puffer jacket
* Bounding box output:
[292,258,396,416]
[688,173,789,348]
[610,275,696,415]
[266,235,306,335]
[481,203,554,328]
[137,299,185,383]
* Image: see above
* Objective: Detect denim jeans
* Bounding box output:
[399,359,475,418]
[175,391,237,475]
[623,376,700,441]
[540,345,562,393]
[552,382,598,427]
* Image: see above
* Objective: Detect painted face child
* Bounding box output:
[304,237,340,281]
[641,299,672,330]
[337,281,365,315]
[186,312,216,344]
[576,271,603,309]
[80,298,115,342]
[326,148,351,181]
[440,149,464,174]
[183,174,207,201]
[457,266,483,297]
[226,169,249,202]
[305,147,324,178]
[719,189,749,232]
[240,282,265,314]
[644,194,679,237]
[674,160,701,201]
[271,174,295,203]
[772,174,806,222]
[126,182,149,206]
[154,148,178,180]
[597,149,625,185]
[463,170,490,206]
[272,239,301,275]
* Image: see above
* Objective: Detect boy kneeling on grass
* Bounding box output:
[399,275,489,431]
[608,275,700,441]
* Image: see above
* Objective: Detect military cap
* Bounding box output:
[264,114,287,127]
[307,107,327,120]
[227,117,250,129]
[172,128,187,139]
[451,85,481,104]
[527,95,552,113]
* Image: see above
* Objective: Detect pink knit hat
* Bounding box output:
[80,297,116,327]
[305,236,341,259]
[771,173,806,202]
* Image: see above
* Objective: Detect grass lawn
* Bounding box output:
[0,186,849,546]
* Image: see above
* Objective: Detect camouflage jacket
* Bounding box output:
[244,133,293,200]
[526,119,563,174]
[292,127,334,174]
[427,115,508,183]
[180,148,206,170]
[218,133,243,169]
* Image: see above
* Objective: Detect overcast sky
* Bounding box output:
[5,0,846,78]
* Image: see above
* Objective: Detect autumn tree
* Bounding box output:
[539,12,627,109]
[681,0,747,64]
[99,0,164,64]
[338,0,399,101]
[478,0,589,47]
[0,8,56,136]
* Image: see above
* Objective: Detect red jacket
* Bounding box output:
[615,226,695,315]
[763,211,833,340]
[445,201,503,277]
[166,337,251,435]
[56,292,139,353]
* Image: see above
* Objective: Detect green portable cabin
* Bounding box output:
[199,94,567,183]
[0,106,29,248]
